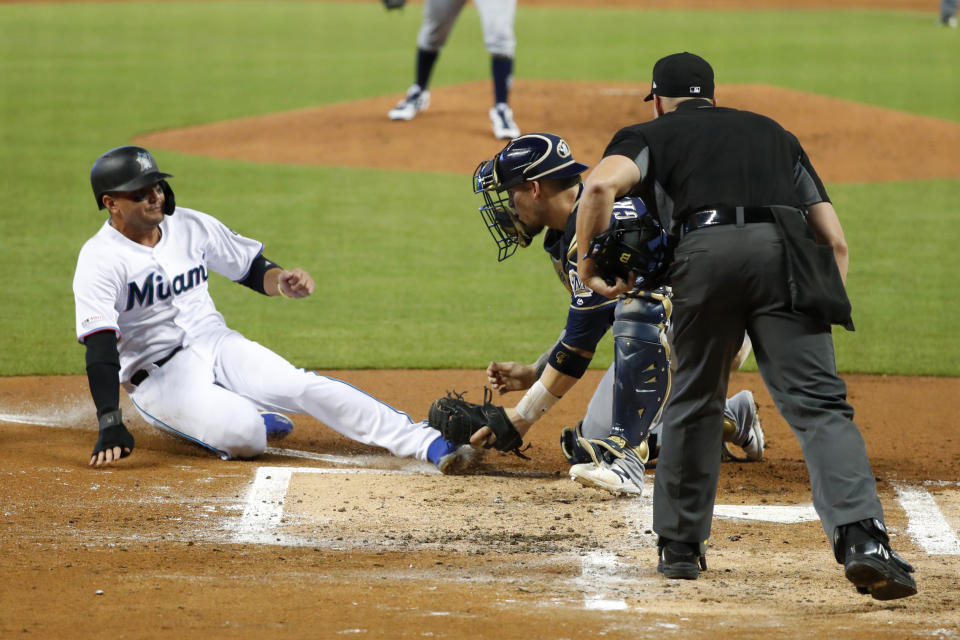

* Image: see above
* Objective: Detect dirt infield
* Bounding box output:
[135,80,960,185]
[2,371,958,638]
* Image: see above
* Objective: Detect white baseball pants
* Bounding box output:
[128,329,439,460]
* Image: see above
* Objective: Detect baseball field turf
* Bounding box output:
[0,1,956,375]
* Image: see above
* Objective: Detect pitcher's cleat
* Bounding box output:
[388,85,431,121]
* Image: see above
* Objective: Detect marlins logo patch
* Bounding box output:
[136,151,154,172]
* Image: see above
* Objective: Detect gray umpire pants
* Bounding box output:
[652,222,883,551]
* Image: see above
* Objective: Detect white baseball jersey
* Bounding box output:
[74,207,261,383]
[73,207,442,461]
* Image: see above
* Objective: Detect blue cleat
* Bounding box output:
[262,412,294,441]
[426,436,479,475]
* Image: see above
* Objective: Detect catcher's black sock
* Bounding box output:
[491,55,513,104]
[416,48,439,91]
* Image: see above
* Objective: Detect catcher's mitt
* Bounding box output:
[428,388,526,457]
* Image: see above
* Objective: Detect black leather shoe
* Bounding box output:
[835,519,918,601]
[657,538,706,580]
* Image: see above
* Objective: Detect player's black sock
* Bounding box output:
[492,55,513,104]
[416,48,439,91]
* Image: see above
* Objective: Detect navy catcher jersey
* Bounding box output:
[543,192,665,353]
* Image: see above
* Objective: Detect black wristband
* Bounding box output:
[239,254,283,294]
[98,409,123,430]
[548,343,592,378]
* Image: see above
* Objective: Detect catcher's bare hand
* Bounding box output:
[278,268,315,299]
[486,361,537,394]
[470,425,494,448]
[580,256,634,298]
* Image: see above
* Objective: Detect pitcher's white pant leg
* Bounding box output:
[417,0,468,51]
[128,347,266,460]
[213,332,439,461]
[475,0,516,57]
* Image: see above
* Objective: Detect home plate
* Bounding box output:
[714,504,819,524]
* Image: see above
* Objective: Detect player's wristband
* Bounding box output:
[548,343,592,378]
[515,380,561,424]
[98,409,123,431]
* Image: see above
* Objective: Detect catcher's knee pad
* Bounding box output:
[612,296,671,447]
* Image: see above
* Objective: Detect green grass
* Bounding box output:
[0,2,957,375]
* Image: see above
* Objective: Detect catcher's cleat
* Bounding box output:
[721,390,765,462]
[261,412,294,441]
[657,538,707,580]
[568,435,647,496]
[836,519,918,601]
[559,422,592,464]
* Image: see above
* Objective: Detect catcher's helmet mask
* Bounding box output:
[473,133,589,262]
[90,145,176,215]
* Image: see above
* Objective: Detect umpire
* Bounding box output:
[576,52,917,600]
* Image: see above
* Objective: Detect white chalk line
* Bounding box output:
[0,412,72,427]
[893,484,960,555]
[264,446,439,473]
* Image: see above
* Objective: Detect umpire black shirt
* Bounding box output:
[603,99,831,237]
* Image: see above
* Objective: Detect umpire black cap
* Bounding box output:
[90,146,173,209]
[644,52,715,102]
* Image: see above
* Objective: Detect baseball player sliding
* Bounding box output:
[74,146,473,472]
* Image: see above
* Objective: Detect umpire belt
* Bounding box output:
[130,346,183,387]
[681,206,777,236]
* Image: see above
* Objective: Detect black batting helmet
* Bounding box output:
[473,133,589,261]
[90,146,176,215]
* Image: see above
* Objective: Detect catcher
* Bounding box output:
[428,133,764,495]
